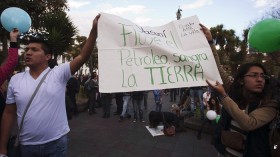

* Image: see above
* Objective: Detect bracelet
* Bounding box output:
[208,39,214,45]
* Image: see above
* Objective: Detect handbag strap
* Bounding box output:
[15,69,51,146]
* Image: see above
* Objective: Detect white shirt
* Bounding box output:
[6,63,71,145]
[203,91,211,106]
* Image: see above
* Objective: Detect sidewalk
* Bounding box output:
[75,92,214,135]
[68,90,218,157]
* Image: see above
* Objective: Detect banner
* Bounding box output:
[98,12,222,93]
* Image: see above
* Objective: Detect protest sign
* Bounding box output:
[145,126,164,137]
[98,12,222,93]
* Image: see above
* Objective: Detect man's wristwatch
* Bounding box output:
[0,154,8,157]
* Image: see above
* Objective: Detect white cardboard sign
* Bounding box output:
[98,12,222,93]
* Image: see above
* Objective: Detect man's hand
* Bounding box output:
[199,24,212,41]
[91,14,100,37]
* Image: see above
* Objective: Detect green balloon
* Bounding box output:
[248,18,280,53]
[215,115,221,123]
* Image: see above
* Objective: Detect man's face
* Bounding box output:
[24,43,51,68]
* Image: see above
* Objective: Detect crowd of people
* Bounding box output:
[0,13,279,157]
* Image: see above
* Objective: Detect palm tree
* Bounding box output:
[41,11,77,61]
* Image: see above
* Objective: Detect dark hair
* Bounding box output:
[28,38,53,55]
[91,72,97,79]
[148,111,161,128]
[208,96,220,115]
[228,62,269,108]
[28,38,56,68]
[48,59,58,69]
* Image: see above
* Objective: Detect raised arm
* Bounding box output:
[200,24,232,92]
[70,14,101,75]
[0,30,19,86]
[206,80,278,131]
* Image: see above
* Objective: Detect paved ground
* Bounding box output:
[67,91,218,157]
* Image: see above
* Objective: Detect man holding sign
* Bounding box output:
[0,14,100,157]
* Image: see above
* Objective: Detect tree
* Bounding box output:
[262,0,280,19]
[246,1,280,76]
[210,25,247,76]
[40,11,77,60]
[65,35,98,75]
[87,45,98,73]
[0,0,71,68]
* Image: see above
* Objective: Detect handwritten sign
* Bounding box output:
[98,12,222,93]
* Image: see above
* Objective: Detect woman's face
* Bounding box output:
[242,66,266,93]
[210,99,216,104]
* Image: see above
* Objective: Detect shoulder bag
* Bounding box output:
[162,113,176,136]
[8,69,51,157]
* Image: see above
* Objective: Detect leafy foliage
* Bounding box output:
[68,35,98,74]
[0,0,78,69]
[41,11,77,59]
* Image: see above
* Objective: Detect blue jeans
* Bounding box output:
[20,134,68,157]
[189,87,204,119]
[121,95,131,117]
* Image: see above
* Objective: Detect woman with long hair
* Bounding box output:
[207,62,278,157]
[200,23,279,157]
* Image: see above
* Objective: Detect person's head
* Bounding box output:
[229,62,269,106]
[171,104,180,115]
[48,59,58,69]
[91,72,97,79]
[208,96,220,114]
[24,38,53,69]
[148,111,161,128]
[209,97,218,105]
